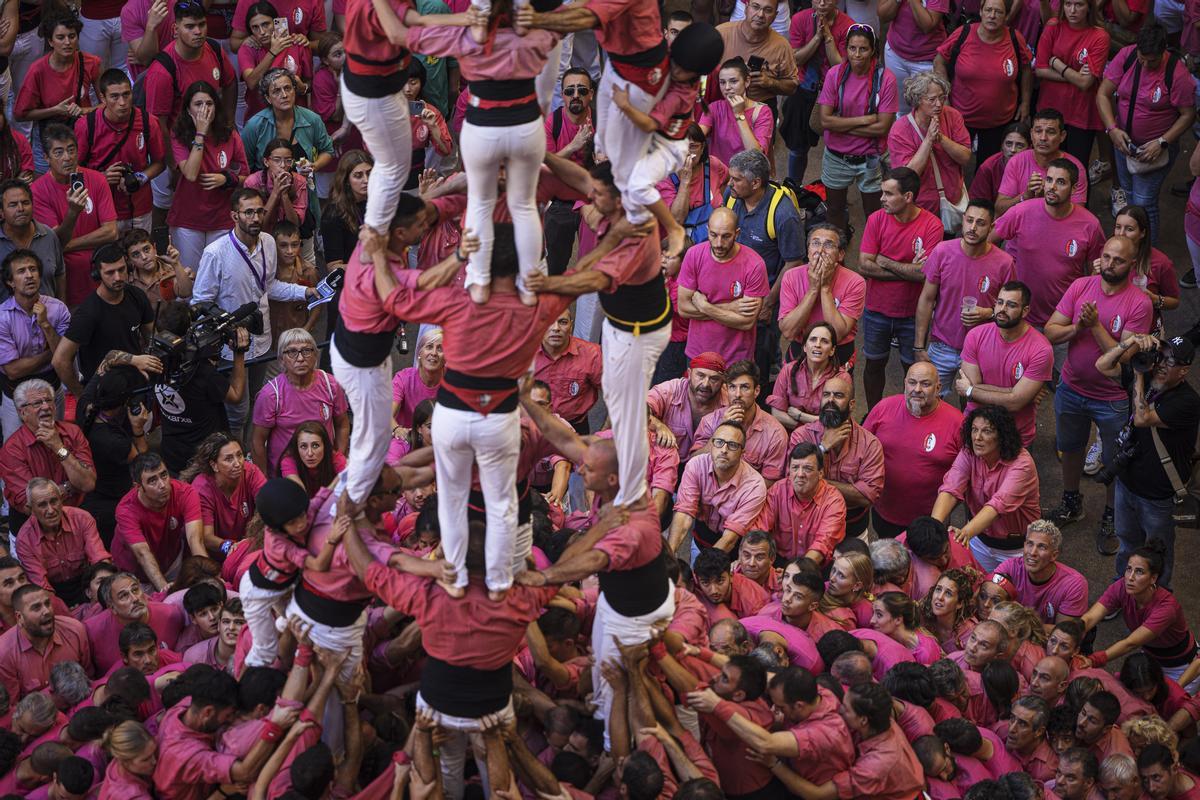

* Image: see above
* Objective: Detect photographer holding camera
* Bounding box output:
[152,300,250,474]
[74,70,165,235]
[1095,333,1199,590]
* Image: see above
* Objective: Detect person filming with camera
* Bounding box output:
[152,300,250,475]
[1095,333,1199,590]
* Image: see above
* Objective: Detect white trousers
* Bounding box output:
[117,213,153,235]
[968,538,1022,573]
[341,76,413,232]
[591,586,675,747]
[625,135,690,225]
[170,227,224,273]
[596,60,660,222]
[459,118,546,294]
[432,404,521,592]
[883,43,933,115]
[237,572,292,668]
[286,596,367,682]
[80,16,127,73]
[601,321,670,506]
[7,30,40,140]
[332,340,394,504]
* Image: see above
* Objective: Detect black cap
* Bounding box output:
[1164,336,1195,366]
[669,22,725,77]
[256,478,310,530]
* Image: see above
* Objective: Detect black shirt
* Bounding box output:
[156,360,231,473]
[87,418,135,501]
[65,287,153,383]
[1119,366,1200,500]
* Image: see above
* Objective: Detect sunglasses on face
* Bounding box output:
[563,86,591,97]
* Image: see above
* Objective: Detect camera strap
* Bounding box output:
[88,107,141,173]
[1150,423,1193,501]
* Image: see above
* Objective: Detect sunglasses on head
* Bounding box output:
[563,86,591,97]
[848,22,877,43]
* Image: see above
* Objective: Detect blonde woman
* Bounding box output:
[819,551,875,629]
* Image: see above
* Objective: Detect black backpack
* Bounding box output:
[82,106,148,172]
[1119,46,1181,141]
[131,38,225,111]
[836,62,885,116]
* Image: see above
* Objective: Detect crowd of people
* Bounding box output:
[0,0,1198,796]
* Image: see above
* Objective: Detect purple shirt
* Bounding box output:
[1103,43,1197,143]
[923,241,1015,350]
[996,556,1089,623]
[1055,276,1153,401]
[0,295,70,368]
[678,243,769,362]
[992,199,1106,326]
[740,613,823,672]
[850,627,917,679]
[997,150,1088,202]
[961,323,1054,445]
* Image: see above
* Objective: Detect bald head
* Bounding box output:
[581,439,620,500]
[1031,656,1071,703]
[707,207,740,260]
[590,439,619,473]
[1098,236,1135,286]
[904,361,941,416]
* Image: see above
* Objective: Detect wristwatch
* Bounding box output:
[134,171,148,187]
[1157,136,1169,149]
[735,113,746,121]
[55,446,68,461]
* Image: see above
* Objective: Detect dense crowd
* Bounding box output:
[0,0,1199,797]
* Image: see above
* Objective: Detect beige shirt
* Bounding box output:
[716,21,799,102]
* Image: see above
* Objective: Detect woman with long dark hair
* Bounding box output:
[169,81,248,269]
[320,149,372,269]
[932,405,1040,570]
[386,398,433,466]
[182,432,267,550]
[280,420,346,497]
[1111,205,1179,322]
[767,322,849,431]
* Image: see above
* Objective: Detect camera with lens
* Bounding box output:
[149,301,263,388]
[1130,345,1166,374]
[1093,424,1137,485]
[117,164,142,194]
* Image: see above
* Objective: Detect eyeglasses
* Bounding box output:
[269,156,295,167]
[563,86,590,97]
[269,84,295,97]
[711,437,744,451]
[282,347,316,359]
[238,207,267,217]
[18,397,53,409]
[810,239,840,251]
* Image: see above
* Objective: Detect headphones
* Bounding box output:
[91,243,126,283]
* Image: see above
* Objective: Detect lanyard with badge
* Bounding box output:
[228,230,266,293]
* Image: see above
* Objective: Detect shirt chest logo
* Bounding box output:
[1110,313,1123,334]
[136,133,144,150]
[833,296,842,308]
[1078,47,1089,63]
[1066,239,1078,257]
[568,380,580,397]
[978,275,991,294]
[1003,58,1014,77]
[1153,85,1163,103]
[84,197,94,214]
[168,516,179,530]
[731,280,744,298]
[212,67,221,82]
[1013,361,1025,380]
[293,7,303,24]
[218,150,228,168]
[924,433,937,452]
[913,236,925,258]
[284,54,297,72]
[648,67,663,86]
[321,403,331,421]
[241,501,250,517]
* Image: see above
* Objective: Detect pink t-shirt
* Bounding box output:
[997,149,1088,202]
[862,394,963,527]
[390,367,438,427]
[251,371,349,469]
[961,323,1053,444]
[1103,44,1197,143]
[740,612,823,673]
[992,199,1105,326]
[935,25,1032,128]
[1034,21,1110,130]
[1054,275,1153,401]
[789,10,854,76]
[121,0,177,78]
[700,100,775,166]
[996,556,1089,623]
[923,240,1016,350]
[777,264,866,346]
[236,41,313,118]
[888,108,971,215]
[232,0,326,35]
[851,627,918,679]
[1097,582,1195,652]
[679,243,769,361]
[938,447,1040,545]
[860,207,944,318]
[167,135,249,232]
[191,463,267,541]
[817,61,899,156]
[887,0,950,60]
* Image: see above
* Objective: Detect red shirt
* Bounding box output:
[144,41,236,125]
[84,602,186,674]
[831,722,926,800]
[700,693,776,795]
[191,464,267,541]
[936,25,1032,128]
[860,207,944,318]
[533,337,603,425]
[696,572,769,621]
[112,480,203,581]
[365,563,556,669]
[1035,21,1110,130]
[232,0,327,36]
[152,703,239,800]
[0,422,94,512]
[594,506,665,573]
[593,221,662,290]
[791,421,885,510]
[14,53,101,120]
[0,616,92,700]
[583,0,663,57]
[771,687,854,784]
[31,169,117,305]
[236,41,314,119]
[167,134,249,231]
[75,108,167,219]
[14,507,111,589]
[382,271,572,381]
[888,107,972,215]
[752,478,847,563]
[342,0,412,88]
[862,394,963,527]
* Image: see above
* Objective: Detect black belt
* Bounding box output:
[827,147,871,165]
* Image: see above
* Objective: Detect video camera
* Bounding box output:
[149,301,263,388]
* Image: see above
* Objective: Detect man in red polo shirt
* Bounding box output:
[0,584,92,701]
[0,558,71,636]
[532,307,603,434]
[112,453,204,592]
[692,547,770,621]
[83,571,185,673]
[14,479,110,606]
[752,441,847,565]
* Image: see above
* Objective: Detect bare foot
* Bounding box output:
[336,490,364,520]
[438,580,465,599]
[488,587,509,602]
[519,291,538,306]
[665,224,687,260]
[469,283,491,304]
[468,21,489,44]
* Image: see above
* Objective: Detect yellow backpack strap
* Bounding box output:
[724,193,737,210]
[766,186,784,241]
